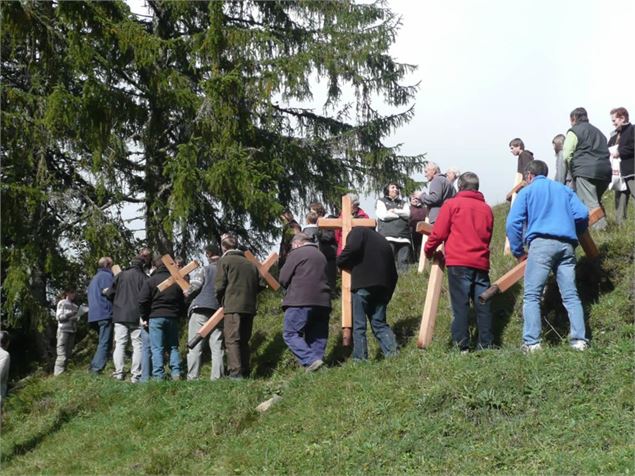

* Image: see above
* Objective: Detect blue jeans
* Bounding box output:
[140,325,152,383]
[447,266,493,350]
[149,317,181,380]
[523,237,586,345]
[352,287,397,360]
[283,306,330,366]
[90,319,113,373]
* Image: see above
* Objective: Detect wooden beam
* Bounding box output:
[417,246,445,349]
[244,250,281,291]
[480,206,605,303]
[187,307,225,349]
[318,195,377,347]
[416,219,432,274]
[157,255,199,292]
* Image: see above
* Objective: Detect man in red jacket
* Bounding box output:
[424,172,494,351]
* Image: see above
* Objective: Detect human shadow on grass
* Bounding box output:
[1,406,79,464]
[250,330,287,378]
[489,283,521,347]
[540,249,615,345]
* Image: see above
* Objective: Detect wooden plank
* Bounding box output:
[340,196,354,346]
[416,245,445,349]
[479,260,527,303]
[317,217,343,229]
[416,219,432,274]
[578,231,599,259]
[187,307,224,349]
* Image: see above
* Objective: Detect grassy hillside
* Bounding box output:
[1,201,633,475]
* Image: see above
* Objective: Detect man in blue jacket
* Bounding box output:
[87,257,115,373]
[506,160,589,353]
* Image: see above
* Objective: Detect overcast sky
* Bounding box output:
[383,0,634,205]
[127,0,634,214]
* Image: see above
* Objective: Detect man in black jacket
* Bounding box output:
[138,257,185,381]
[279,233,331,372]
[609,107,634,222]
[336,227,398,361]
[107,253,150,382]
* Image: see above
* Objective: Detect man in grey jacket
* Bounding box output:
[279,233,331,372]
[418,162,455,224]
[185,244,224,380]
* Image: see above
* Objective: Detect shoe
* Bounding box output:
[305,359,324,373]
[460,349,469,355]
[112,374,125,381]
[570,340,588,351]
[521,343,542,354]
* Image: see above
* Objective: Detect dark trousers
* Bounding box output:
[447,266,493,350]
[224,313,254,378]
[389,241,412,272]
[283,306,330,366]
[90,319,113,373]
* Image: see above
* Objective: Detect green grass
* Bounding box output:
[2,200,634,475]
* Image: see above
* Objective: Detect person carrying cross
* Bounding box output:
[185,243,224,381]
[506,160,589,353]
[138,256,186,380]
[279,232,331,372]
[336,227,398,361]
[215,233,263,379]
[424,172,494,352]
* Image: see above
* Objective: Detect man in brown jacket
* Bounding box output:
[215,234,262,379]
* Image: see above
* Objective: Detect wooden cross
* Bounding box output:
[244,251,281,290]
[318,195,376,346]
[157,254,200,292]
[187,307,225,349]
[479,207,604,304]
[414,221,443,349]
[186,251,280,349]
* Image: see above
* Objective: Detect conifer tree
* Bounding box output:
[1,0,422,363]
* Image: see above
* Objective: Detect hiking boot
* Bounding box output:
[570,340,588,351]
[521,343,542,354]
[306,359,324,373]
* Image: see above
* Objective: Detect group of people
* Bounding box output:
[44,105,632,384]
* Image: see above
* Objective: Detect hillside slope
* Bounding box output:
[1,201,633,475]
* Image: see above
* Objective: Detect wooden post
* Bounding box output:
[417,246,445,349]
[187,307,225,349]
[417,217,430,274]
[244,251,281,290]
[479,207,605,303]
[318,195,376,346]
[157,255,200,292]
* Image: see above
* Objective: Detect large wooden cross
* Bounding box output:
[479,207,604,304]
[318,195,376,346]
[244,251,281,290]
[157,254,200,292]
[187,251,280,348]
